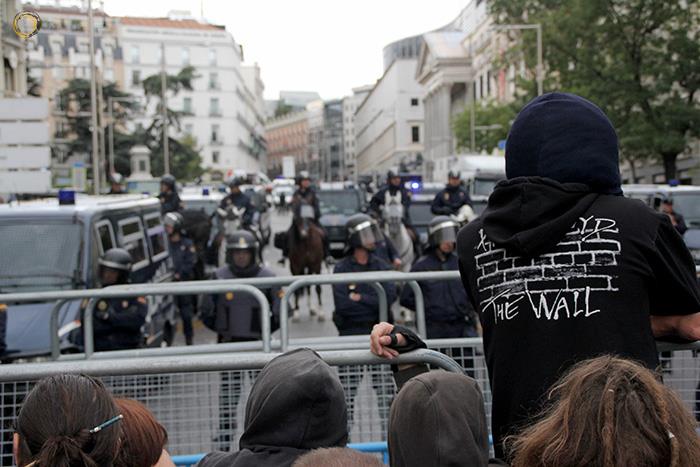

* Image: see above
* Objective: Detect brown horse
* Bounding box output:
[288,212,325,321]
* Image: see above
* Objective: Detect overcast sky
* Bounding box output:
[103,0,467,100]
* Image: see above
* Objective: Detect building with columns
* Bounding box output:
[1,0,27,96]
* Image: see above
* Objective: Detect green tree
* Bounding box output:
[274,99,293,118]
[489,0,700,181]
[453,100,522,153]
[141,66,203,180]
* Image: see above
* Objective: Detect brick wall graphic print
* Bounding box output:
[475,216,620,323]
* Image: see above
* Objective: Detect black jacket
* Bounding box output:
[168,236,196,281]
[400,251,477,328]
[92,297,147,351]
[158,190,182,215]
[199,348,348,467]
[431,185,472,216]
[332,253,397,324]
[292,188,321,222]
[370,185,412,225]
[220,192,255,226]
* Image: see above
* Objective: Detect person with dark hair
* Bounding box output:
[90,248,148,352]
[452,92,700,458]
[292,447,383,467]
[199,348,348,467]
[114,399,174,467]
[431,170,472,217]
[13,374,122,467]
[661,197,688,235]
[164,212,196,346]
[508,355,700,467]
[158,174,182,214]
[200,230,280,451]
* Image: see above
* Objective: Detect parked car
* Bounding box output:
[0,193,176,359]
[317,183,366,258]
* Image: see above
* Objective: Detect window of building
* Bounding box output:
[211,124,220,143]
[184,123,193,135]
[131,70,141,87]
[182,47,190,66]
[209,48,217,66]
[130,45,139,64]
[479,75,484,100]
[212,151,220,164]
[411,125,420,143]
[486,70,492,96]
[209,72,219,90]
[411,98,419,106]
[210,97,220,116]
[183,97,192,114]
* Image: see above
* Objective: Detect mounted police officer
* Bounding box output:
[200,230,281,451]
[164,212,197,346]
[91,248,148,352]
[219,176,254,228]
[158,173,183,215]
[369,168,413,227]
[431,170,472,216]
[332,213,396,432]
[279,171,329,264]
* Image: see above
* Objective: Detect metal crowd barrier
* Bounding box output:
[0,270,461,360]
[0,349,460,466]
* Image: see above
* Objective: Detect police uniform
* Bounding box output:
[219,192,254,227]
[370,184,413,226]
[159,190,183,215]
[169,235,197,345]
[92,297,148,352]
[291,187,321,222]
[431,185,472,216]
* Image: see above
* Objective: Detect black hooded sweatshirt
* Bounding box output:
[389,371,495,467]
[457,177,700,459]
[198,348,348,467]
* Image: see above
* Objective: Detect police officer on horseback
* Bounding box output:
[370,168,413,227]
[431,170,473,217]
[219,176,254,228]
[90,248,148,352]
[158,174,183,215]
[164,212,197,345]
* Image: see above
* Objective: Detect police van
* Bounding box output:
[0,192,176,359]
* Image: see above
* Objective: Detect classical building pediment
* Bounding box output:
[416,31,472,91]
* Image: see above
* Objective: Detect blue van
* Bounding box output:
[0,193,176,359]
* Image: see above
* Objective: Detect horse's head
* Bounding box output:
[383,204,404,237]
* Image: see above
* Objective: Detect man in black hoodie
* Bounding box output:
[199,348,348,467]
[454,93,700,458]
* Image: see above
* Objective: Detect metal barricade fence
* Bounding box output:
[0,349,461,467]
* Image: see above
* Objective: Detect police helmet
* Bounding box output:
[297,171,311,185]
[448,170,461,180]
[225,230,260,272]
[346,213,383,251]
[386,167,400,180]
[98,248,133,285]
[428,216,459,248]
[228,176,246,188]
[163,211,185,233]
[160,174,176,190]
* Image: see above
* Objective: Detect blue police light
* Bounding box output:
[58,189,75,205]
[202,187,210,196]
[668,179,680,187]
[411,182,420,190]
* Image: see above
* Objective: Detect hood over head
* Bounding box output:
[481,177,599,258]
[241,348,348,451]
[388,371,489,467]
[505,92,621,195]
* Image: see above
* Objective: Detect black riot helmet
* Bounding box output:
[98,248,133,286]
[228,176,246,188]
[386,167,400,181]
[428,216,459,248]
[346,213,383,251]
[448,170,461,180]
[296,170,311,186]
[225,230,260,276]
[160,174,176,191]
[163,211,184,234]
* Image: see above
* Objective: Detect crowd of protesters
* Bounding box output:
[10,93,700,467]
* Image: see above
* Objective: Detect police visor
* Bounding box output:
[350,220,382,248]
[429,220,458,245]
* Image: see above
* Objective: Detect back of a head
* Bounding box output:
[114,399,169,467]
[15,374,120,467]
[506,92,621,195]
[389,371,489,467]
[509,355,700,467]
[240,348,348,451]
[292,448,383,467]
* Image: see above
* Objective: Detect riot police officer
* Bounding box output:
[431,170,472,216]
[108,173,125,195]
[200,230,280,451]
[400,216,477,338]
[91,248,148,352]
[158,174,183,214]
[164,212,196,346]
[369,168,413,226]
[332,213,397,335]
[219,176,254,228]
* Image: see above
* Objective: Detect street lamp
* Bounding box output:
[490,23,543,97]
[87,0,100,194]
